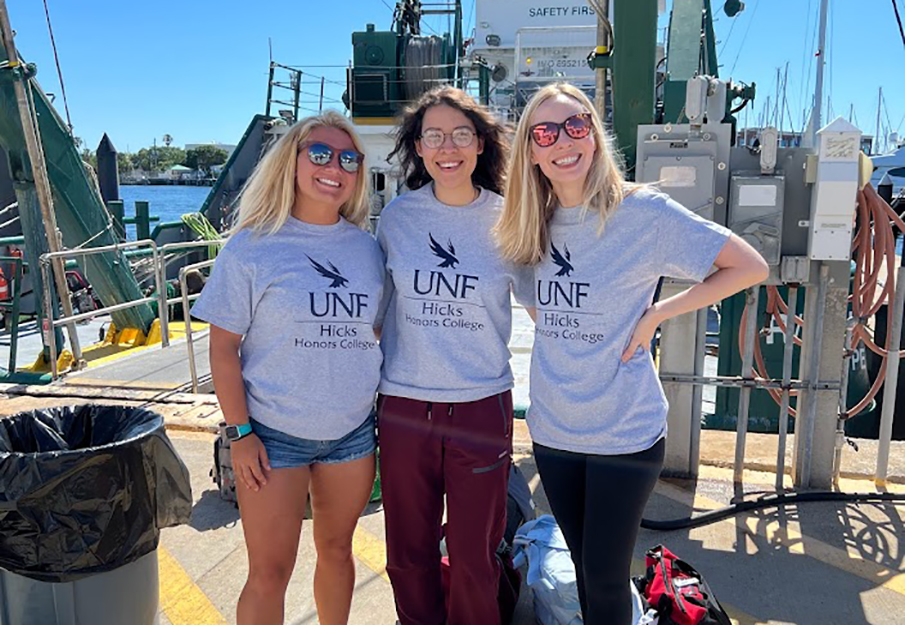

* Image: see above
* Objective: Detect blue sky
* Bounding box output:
[6,1,905,154]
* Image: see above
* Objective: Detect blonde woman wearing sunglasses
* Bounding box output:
[192,111,383,625]
[496,83,768,624]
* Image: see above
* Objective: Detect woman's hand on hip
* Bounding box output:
[232,434,272,492]
[621,303,664,363]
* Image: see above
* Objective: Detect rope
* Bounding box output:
[72,221,115,250]
[42,0,72,131]
[181,212,222,259]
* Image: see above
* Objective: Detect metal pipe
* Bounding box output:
[776,285,798,491]
[155,240,226,348]
[149,244,168,347]
[657,374,825,390]
[42,238,157,260]
[876,266,905,484]
[50,297,157,327]
[735,286,760,483]
[690,307,707,477]
[265,62,275,117]
[799,264,830,488]
[179,258,217,393]
[833,316,856,484]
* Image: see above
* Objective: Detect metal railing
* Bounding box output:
[38,238,226,381]
[154,239,226,346]
[40,239,163,380]
[178,258,217,393]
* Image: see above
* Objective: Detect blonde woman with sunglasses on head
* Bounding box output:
[192,111,383,625]
[496,83,768,624]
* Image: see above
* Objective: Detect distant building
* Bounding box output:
[167,164,194,180]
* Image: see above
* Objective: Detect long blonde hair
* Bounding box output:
[496,83,635,265]
[233,110,370,234]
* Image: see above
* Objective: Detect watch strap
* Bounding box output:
[227,422,253,440]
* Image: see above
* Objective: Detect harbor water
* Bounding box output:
[119,185,210,240]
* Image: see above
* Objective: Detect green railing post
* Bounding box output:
[134,200,151,241]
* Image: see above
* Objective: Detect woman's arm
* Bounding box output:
[620,233,769,362]
[210,324,271,490]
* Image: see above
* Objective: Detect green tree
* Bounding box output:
[156,146,186,170]
[117,152,133,175]
[185,145,228,175]
[80,147,97,170]
[132,146,185,172]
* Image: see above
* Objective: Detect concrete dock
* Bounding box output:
[2,385,905,625]
[3,304,905,623]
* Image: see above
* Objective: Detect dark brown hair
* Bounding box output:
[389,86,510,195]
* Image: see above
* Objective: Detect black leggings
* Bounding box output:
[533,438,665,625]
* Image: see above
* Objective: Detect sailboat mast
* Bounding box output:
[875,86,883,155]
[809,0,829,144]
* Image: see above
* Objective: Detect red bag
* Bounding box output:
[634,545,731,625]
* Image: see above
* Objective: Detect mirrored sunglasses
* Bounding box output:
[303,142,364,173]
[529,113,593,148]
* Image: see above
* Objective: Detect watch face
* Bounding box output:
[225,425,240,440]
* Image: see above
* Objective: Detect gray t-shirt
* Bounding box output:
[377,184,532,402]
[521,188,731,455]
[191,216,384,440]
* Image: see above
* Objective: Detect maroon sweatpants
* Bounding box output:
[378,391,513,625]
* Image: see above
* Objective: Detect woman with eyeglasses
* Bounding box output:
[192,111,383,625]
[495,83,768,624]
[376,86,528,625]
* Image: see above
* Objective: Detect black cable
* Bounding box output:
[893,0,905,51]
[642,490,905,531]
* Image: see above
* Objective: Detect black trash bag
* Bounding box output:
[0,404,192,582]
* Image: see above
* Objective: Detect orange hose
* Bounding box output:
[746,183,903,421]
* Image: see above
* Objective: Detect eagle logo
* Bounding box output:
[307,256,348,288]
[429,233,459,269]
[550,242,574,277]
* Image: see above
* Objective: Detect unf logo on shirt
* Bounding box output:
[413,233,479,299]
[537,241,590,308]
[307,256,368,318]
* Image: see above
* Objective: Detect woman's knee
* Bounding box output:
[246,561,294,596]
[314,532,354,565]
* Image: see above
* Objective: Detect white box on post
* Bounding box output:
[808,117,862,261]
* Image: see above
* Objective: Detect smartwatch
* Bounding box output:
[224,422,253,442]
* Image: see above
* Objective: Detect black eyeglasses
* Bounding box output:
[420,127,477,150]
[301,142,364,173]
[528,113,593,148]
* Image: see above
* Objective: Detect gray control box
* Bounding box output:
[636,123,732,225]
[728,174,785,266]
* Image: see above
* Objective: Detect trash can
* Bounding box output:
[0,404,193,625]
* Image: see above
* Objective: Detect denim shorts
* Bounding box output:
[249,414,376,469]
